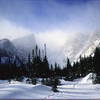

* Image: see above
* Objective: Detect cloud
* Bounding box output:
[0,18,32,40]
[35,30,67,48]
[0,0,100,35]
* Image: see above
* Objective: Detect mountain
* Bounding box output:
[63,33,91,61]
[12,31,100,65]
[12,34,36,61]
[0,39,22,65]
[81,31,100,57]
[0,39,17,57]
[63,31,100,62]
[13,34,36,53]
[1,31,100,66]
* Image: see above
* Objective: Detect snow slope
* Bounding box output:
[64,31,100,62]
[78,73,96,84]
[0,73,100,99]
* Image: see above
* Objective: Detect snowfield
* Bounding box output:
[0,82,53,99]
[0,73,100,99]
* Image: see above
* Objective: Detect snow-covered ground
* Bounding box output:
[0,73,100,99]
[0,82,53,99]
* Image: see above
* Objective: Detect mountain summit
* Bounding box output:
[0,39,17,56]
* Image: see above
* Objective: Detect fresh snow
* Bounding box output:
[0,73,100,99]
[78,73,96,84]
[0,82,53,99]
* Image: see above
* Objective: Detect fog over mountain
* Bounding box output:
[13,34,36,56]
[10,30,100,66]
[0,0,100,65]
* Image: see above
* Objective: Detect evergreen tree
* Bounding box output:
[50,64,54,77]
[0,56,1,64]
[51,77,60,92]
[31,78,37,85]
[41,44,50,77]
[27,53,32,78]
[93,47,100,83]
[41,78,45,85]
[64,58,73,81]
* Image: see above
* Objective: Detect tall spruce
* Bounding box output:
[65,58,73,81]
[93,47,100,83]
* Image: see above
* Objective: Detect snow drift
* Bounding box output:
[0,73,99,99]
[79,73,96,84]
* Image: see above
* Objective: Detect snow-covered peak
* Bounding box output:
[81,31,100,57]
[63,31,100,62]
[63,32,91,61]
[81,39,100,57]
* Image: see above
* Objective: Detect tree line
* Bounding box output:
[0,44,100,91]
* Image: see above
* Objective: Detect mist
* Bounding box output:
[0,0,100,65]
[0,18,33,40]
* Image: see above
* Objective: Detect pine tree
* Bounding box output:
[41,78,45,85]
[51,77,59,92]
[0,56,1,64]
[65,58,73,81]
[27,53,32,78]
[41,44,50,77]
[31,77,37,85]
[50,64,54,77]
[93,47,100,83]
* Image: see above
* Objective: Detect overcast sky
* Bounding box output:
[0,0,100,40]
